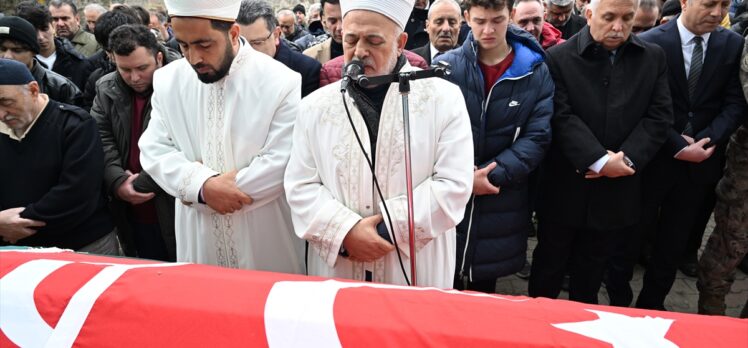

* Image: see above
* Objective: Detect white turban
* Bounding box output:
[340,0,416,30]
[165,0,241,22]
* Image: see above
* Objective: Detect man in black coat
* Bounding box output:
[529,0,673,304]
[0,58,116,254]
[412,0,461,65]
[16,1,93,91]
[545,0,588,39]
[606,4,747,310]
[238,0,321,98]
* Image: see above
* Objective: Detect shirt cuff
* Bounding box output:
[588,154,611,174]
[673,146,688,159]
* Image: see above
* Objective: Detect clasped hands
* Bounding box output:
[585,150,635,179]
[0,207,44,244]
[202,169,253,215]
[674,135,714,163]
[342,214,395,263]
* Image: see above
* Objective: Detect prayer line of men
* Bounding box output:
[1,0,746,317]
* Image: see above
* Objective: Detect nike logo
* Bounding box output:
[509,101,520,107]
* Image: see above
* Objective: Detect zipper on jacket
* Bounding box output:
[459,194,477,282]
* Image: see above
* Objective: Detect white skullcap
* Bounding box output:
[340,0,416,30]
[165,0,241,22]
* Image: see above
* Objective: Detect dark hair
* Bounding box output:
[94,10,140,49]
[109,24,160,57]
[320,0,340,17]
[130,5,151,26]
[150,10,168,24]
[237,0,278,31]
[48,0,78,15]
[210,19,234,33]
[292,4,306,15]
[463,0,514,12]
[15,1,52,31]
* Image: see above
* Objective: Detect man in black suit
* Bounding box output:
[412,0,462,65]
[237,0,321,98]
[607,0,747,311]
[529,0,673,304]
[545,0,588,39]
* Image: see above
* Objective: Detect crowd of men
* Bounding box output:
[0,0,746,318]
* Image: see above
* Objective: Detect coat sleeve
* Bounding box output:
[235,74,301,210]
[546,51,608,172]
[620,47,673,168]
[694,38,748,147]
[138,78,219,203]
[301,59,321,97]
[90,80,128,197]
[20,114,107,234]
[284,100,363,268]
[487,63,553,186]
[379,86,474,256]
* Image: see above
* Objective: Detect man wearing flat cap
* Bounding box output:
[285,0,474,287]
[0,16,82,106]
[139,0,304,273]
[0,59,116,254]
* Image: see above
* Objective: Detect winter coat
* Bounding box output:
[540,22,565,50]
[30,60,83,107]
[435,26,554,282]
[45,38,94,90]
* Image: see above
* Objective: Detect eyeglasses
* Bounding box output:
[248,32,273,47]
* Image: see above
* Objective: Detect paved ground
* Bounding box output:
[493,218,747,318]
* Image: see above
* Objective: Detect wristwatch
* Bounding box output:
[623,155,635,169]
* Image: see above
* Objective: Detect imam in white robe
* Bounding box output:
[284,63,474,288]
[139,41,304,273]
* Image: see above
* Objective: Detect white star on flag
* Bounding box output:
[552,309,679,348]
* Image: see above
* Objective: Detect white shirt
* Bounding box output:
[36,52,57,70]
[430,42,441,62]
[676,16,710,78]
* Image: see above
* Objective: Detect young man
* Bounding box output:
[303,0,343,64]
[139,0,303,273]
[90,25,182,261]
[435,0,554,292]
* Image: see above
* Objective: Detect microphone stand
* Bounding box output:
[359,62,451,286]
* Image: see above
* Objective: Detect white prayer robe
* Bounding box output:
[139,42,304,273]
[284,63,474,288]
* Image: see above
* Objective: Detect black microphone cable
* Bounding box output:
[340,90,411,286]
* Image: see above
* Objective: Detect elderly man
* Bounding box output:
[0,58,115,254]
[91,25,182,261]
[632,0,659,34]
[285,0,474,288]
[277,9,309,42]
[84,3,107,33]
[412,0,462,65]
[139,0,303,273]
[237,0,321,97]
[529,0,673,304]
[49,0,100,57]
[546,0,587,39]
[512,0,566,49]
[303,0,343,64]
[0,16,82,106]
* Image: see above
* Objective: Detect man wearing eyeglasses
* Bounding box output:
[238,0,321,98]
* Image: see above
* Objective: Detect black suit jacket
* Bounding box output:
[639,19,747,184]
[412,44,431,65]
[539,27,673,230]
[274,40,322,98]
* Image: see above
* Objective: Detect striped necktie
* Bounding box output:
[684,36,703,136]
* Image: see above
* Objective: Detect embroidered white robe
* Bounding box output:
[139,42,304,273]
[284,64,474,288]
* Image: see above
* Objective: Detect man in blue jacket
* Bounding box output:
[435,0,553,292]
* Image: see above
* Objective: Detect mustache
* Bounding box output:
[606,32,625,39]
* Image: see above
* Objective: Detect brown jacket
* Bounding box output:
[303,37,332,64]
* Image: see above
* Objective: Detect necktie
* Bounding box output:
[684,36,703,136]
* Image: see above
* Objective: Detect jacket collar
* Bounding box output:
[576,25,646,56]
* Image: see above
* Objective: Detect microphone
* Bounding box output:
[340,58,366,92]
